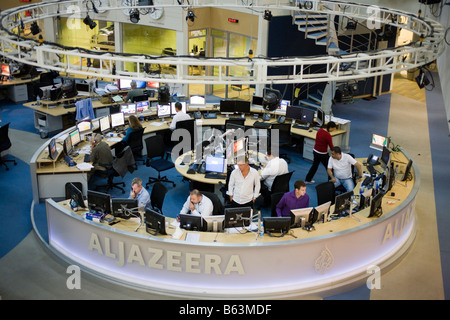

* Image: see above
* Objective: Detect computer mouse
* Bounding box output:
[309,129,313,132]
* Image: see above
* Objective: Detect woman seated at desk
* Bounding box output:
[121,115,143,143]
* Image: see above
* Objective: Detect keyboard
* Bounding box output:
[367,165,377,176]
[63,104,75,109]
[253,121,272,128]
[204,173,227,179]
[84,154,90,162]
[293,124,310,130]
[203,113,217,119]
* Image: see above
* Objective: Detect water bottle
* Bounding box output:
[360,184,365,196]
[36,94,40,106]
[259,222,264,238]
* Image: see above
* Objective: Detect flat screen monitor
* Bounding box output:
[110,112,125,128]
[136,101,150,113]
[333,190,354,216]
[380,146,391,168]
[189,95,206,105]
[300,107,315,124]
[285,105,303,120]
[87,190,111,214]
[233,138,246,155]
[368,191,384,218]
[63,135,73,155]
[170,101,187,115]
[132,95,147,102]
[234,100,251,113]
[402,159,413,181]
[224,206,252,228]
[117,79,146,90]
[1,63,11,76]
[179,213,203,231]
[316,109,325,127]
[111,198,138,219]
[67,183,86,208]
[252,95,263,106]
[290,207,314,228]
[99,115,111,133]
[315,201,331,223]
[203,215,225,232]
[76,83,90,95]
[48,138,57,160]
[121,103,136,114]
[157,104,171,118]
[205,155,226,173]
[278,100,290,111]
[76,117,92,134]
[147,81,159,88]
[370,133,390,151]
[263,217,291,236]
[220,100,235,114]
[145,209,166,235]
[69,128,81,147]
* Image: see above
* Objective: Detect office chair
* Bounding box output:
[270,123,291,163]
[270,192,285,217]
[315,181,335,206]
[334,153,357,194]
[218,165,234,206]
[150,182,168,215]
[271,171,294,194]
[126,127,145,167]
[175,119,196,151]
[0,123,17,171]
[95,166,126,194]
[145,135,176,188]
[202,191,224,216]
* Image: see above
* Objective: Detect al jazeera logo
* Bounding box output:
[314,245,334,274]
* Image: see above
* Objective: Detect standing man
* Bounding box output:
[276,180,310,217]
[305,121,337,184]
[129,177,151,211]
[227,156,261,208]
[327,146,363,192]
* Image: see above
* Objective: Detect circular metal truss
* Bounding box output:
[0,0,445,85]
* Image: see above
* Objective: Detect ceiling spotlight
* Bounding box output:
[263,10,272,22]
[30,21,40,35]
[83,15,97,29]
[186,10,196,23]
[346,21,357,31]
[130,9,140,23]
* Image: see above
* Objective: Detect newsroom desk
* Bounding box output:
[0,74,40,103]
[42,150,418,299]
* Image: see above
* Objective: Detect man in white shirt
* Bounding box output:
[260,150,289,191]
[170,101,191,130]
[227,156,261,208]
[177,189,213,220]
[327,146,362,192]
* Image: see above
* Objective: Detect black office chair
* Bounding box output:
[270,192,285,217]
[271,171,294,194]
[315,181,335,206]
[95,166,126,194]
[175,119,196,151]
[0,123,17,171]
[269,123,291,163]
[145,135,176,188]
[218,165,234,206]
[202,191,224,216]
[127,127,145,167]
[150,182,168,215]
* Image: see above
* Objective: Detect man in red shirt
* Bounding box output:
[305,121,337,184]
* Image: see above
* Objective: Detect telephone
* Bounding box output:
[277,116,285,124]
[367,154,380,166]
[193,111,202,119]
[196,161,206,174]
[262,113,271,121]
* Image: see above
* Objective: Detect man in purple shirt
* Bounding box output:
[276,180,310,217]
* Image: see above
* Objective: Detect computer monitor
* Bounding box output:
[111,112,125,128]
[234,100,251,113]
[76,83,90,95]
[111,198,139,219]
[48,138,58,160]
[380,146,391,168]
[157,104,171,118]
[220,100,235,114]
[179,213,203,231]
[136,101,150,113]
[263,217,291,236]
[402,159,413,181]
[69,128,81,147]
[368,191,384,218]
[99,115,111,133]
[233,138,247,155]
[63,135,73,156]
[278,100,290,112]
[370,133,390,151]
[285,105,303,121]
[67,183,86,208]
[224,206,252,228]
[333,190,354,216]
[145,208,167,235]
[290,207,314,228]
[132,95,148,102]
[1,63,11,77]
[147,81,159,88]
[360,187,373,210]
[117,79,146,90]
[87,190,111,214]
[76,117,92,134]
[170,101,187,115]
[203,215,225,232]
[205,155,226,173]
[315,201,331,223]
[251,95,263,106]
[316,108,325,127]
[120,103,136,114]
[189,95,206,105]
[300,107,315,124]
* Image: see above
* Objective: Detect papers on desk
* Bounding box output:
[76,162,93,170]
[149,122,165,127]
[325,115,351,125]
[107,137,122,142]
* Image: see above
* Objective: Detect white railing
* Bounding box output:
[0,0,445,85]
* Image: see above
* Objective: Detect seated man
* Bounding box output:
[177,189,213,220]
[276,180,310,217]
[227,156,261,208]
[88,133,114,188]
[260,149,289,190]
[327,146,362,192]
[128,177,151,211]
[124,81,144,103]
[169,101,191,130]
